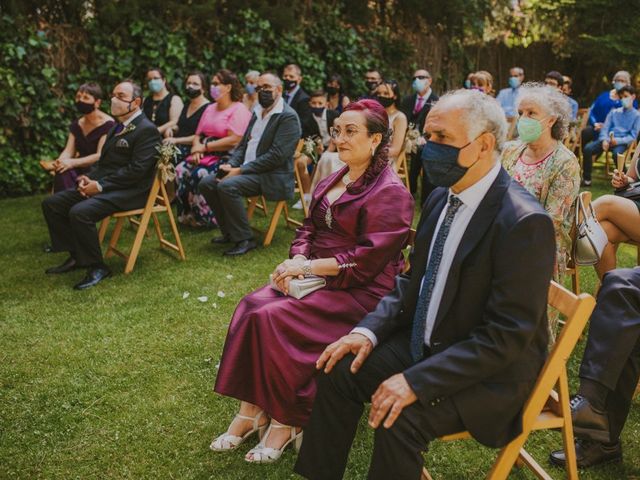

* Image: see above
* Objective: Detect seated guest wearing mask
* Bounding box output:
[42,80,161,290]
[549,268,640,468]
[210,99,413,464]
[374,80,408,166]
[581,71,635,163]
[496,66,525,119]
[163,71,210,161]
[400,69,439,203]
[591,148,640,278]
[470,70,495,96]
[40,82,115,193]
[243,70,260,111]
[582,85,640,186]
[544,71,577,121]
[199,73,301,256]
[325,73,350,113]
[142,67,183,136]
[175,69,251,228]
[562,75,579,121]
[294,90,339,209]
[295,89,556,480]
[501,84,580,340]
[282,64,311,127]
[361,69,383,100]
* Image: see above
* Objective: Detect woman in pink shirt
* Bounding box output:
[176,69,251,227]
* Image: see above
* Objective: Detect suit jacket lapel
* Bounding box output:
[431,168,511,332]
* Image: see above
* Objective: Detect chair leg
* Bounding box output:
[105,218,125,258]
[421,467,434,480]
[160,181,186,260]
[151,212,164,244]
[124,208,153,274]
[486,432,530,480]
[263,201,285,246]
[98,217,110,244]
[571,267,580,295]
[558,368,579,480]
[247,197,257,221]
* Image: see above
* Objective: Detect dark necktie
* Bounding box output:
[113,122,125,135]
[284,92,290,104]
[410,195,463,362]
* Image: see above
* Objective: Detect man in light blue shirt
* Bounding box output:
[496,66,524,118]
[582,85,640,185]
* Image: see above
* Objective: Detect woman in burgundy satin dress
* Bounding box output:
[211,99,414,464]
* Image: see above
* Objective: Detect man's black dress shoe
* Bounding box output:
[73,266,112,290]
[45,257,77,274]
[223,239,257,256]
[211,235,231,245]
[549,438,622,468]
[570,394,610,443]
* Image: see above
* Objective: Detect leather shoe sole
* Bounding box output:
[224,240,257,256]
[73,268,112,290]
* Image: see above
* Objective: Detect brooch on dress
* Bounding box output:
[325,207,333,229]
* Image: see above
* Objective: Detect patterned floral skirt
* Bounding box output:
[175,160,219,228]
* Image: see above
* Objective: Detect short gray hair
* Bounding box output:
[516,82,572,140]
[245,70,260,81]
[614,70,631,84]
[436,89,508,154]
[260,72,282,87]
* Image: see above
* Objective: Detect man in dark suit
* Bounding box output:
[294,90,556,480]
[199,73,302,256]
[549,268,640,468]
[359,69,383,100]
[296,90,340,204]
[399,68,439,205]
[42,80,160,290]
[282,63,311,132]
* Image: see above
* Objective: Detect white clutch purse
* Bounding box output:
[269,274,326,299]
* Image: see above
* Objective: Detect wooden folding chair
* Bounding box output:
[565,191,594,295]
[421,281,596,480]
[99,171,186,274]
[605,140,637,176]
[395,149,411,191]
[506,117,517,141]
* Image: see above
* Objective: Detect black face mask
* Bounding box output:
[283,79,297,91]
[310,107,325,117]
[375,96,394,108]
[365,80,379,92]
[75,101,95,115]
[258,90,275,108]
[185,87,201,99]
[326,86,339,95]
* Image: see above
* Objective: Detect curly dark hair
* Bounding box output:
[214,69,243,102]
[342,99,392,192]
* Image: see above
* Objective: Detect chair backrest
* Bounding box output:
[520,282,595,429]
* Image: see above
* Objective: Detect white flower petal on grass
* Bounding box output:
[217,291,226,298]
[212,303,218,309]
[182,292,190,299]
[226,274,233,280]
[197,296,208,303]
[215,363,220,369]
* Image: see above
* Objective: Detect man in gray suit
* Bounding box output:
[200,72,302,256]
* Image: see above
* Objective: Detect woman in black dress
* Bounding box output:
[142,67,183,136]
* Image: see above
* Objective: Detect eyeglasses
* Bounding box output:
[413,75,430,80]
[329,126,367,141]
[255,85,275,93]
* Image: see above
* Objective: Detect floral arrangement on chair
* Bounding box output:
[301,136,323,164]
[404,123,424,156]
[155,143,180,183]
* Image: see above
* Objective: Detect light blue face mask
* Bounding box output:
[508,76,521,89]
[245,84,256,95]
[613,81,626,91]
[148,78,164,93]
[412,78,427,93]
[622,97,634,109]
[464,79,471,89]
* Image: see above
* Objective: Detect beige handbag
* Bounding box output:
[269,274,326,299]
[572,192,608,266]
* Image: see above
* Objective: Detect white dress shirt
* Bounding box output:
[353,160,502,347]
[313,109,330,147]
[244,96,285,164]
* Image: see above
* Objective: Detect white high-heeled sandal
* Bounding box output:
[244,422,303,464]
[210,411,267,452]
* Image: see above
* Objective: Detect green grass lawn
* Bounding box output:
[1,159,639,479]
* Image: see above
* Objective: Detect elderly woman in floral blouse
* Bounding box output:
[501,83,580,281]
